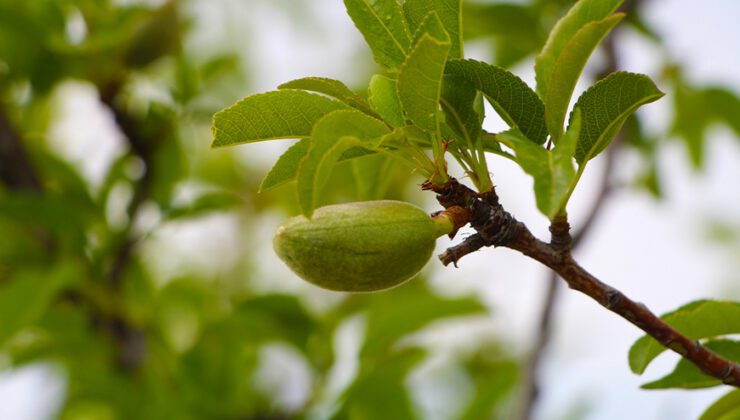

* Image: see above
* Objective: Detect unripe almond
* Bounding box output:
[273,200,452,292]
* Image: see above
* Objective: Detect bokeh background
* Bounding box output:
[0,0,739,419]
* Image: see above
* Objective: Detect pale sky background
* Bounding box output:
[1,1,739,419]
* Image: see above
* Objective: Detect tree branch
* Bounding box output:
[432,178,740,387]
[0,103,41,191]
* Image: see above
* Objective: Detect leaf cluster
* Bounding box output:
[213,0,663,223]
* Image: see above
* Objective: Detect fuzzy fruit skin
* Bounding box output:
[273,200,445,292]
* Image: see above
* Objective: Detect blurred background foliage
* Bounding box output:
[0,0,738,419]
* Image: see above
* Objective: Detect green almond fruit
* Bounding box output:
[273,200,453,292]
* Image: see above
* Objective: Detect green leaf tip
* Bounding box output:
[544,13,625,142]
[259,138,311,193]
[535,0,624,97]
[571,71,664,165]
[445,59,547,144]
[628,300,740,375]
[211,90,350,148]
[404,0,463,59]
[344,0,411,71]
[278,77,375,116]
[296,110,389,217]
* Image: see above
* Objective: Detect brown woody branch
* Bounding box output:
[431,178,740,387]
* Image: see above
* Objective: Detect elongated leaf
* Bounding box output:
[368,74,405,128]
[700,390,740,420]
[211,90,349,147]
[446,59,547,144]
[397,29,451,132]
[497,109,580,219]
[259,139,310,192]
[545,14,624,142]
[642,340,740,389]
[629,300,740,374]
[705,87,740,135]
[260,141,380,193]
[535,0,623,97]
[297,110,389,217]
[344,0,411,70]
[571,72,664,164]
[404,0,463,59]
[672,86,740,169]
[279,77,376,116]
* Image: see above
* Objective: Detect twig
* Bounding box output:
[433,179,740,387]
[96,81,155,370]
[0,104,41,191]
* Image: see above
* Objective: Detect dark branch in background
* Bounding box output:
[516,3,630,416]
[518,144,617,420]
[0,104,41,191]
[0,103,53,251]
[0,89,147,371]
[431,179,740,387]
[95,80,154,370]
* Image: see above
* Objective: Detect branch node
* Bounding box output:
[549,215,572,252]
[605,289,623,309]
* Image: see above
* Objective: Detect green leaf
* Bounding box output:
[0,264,80,346]
[397,19,451,132]
[404,0,463,59]
[259,139,310,192]
[705,87,740,135]
[441,75,482,149]
[462,3,541,43]
[446,59,548,144]
[343,0,411,70]
[497,109,580,219]
[571,72,664,164]
[700,389,740,420]
[260,140,380,193]
[278,77,376,116]
[296,110,389,217]
[629,300,740,374]
[368,74,405,128]
[211,90,350,147]
[535,0,623,97]
[352,154,396,200]
[672,86,740,169]
[544,14,624,142]
[642,340,740,389]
